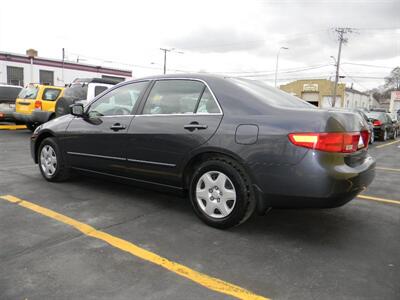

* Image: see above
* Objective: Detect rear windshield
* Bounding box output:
[0,86,22,102]
[63,84,88,100]
[18,86,39,99]
[230,78,314,109]
[366,111,384,121]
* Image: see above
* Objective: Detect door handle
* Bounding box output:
[110,123,126,131]
[184,122,208,131]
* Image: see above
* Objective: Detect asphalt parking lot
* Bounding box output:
[0,127,399,300]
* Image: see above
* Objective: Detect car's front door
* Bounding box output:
[62,81,149,174]
[125,79,223,187]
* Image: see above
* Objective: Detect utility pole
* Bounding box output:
[160,48,171,74]
[332,27,353,107]
[160,48,184,74]
[62,48,65,84]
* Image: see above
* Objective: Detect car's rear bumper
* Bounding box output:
[0,110,16,122]
[31,110,53,124]
[13,112,33,123]
[14,110,53,124]
[253,150,376,211]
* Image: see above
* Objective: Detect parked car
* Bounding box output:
[31,74,375,228]
[386,113,399,139]
[14,83,64,131]
[352,108,375,144]
[366,111,397,141]
[0,84,22,123]
[55,78,118,117]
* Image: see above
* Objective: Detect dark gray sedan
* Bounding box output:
[31,74,375,228]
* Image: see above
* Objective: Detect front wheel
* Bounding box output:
[38,137,70,182]
[189,157,256,229]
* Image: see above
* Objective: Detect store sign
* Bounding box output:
[391,91,400,101]
[303,83,318,92]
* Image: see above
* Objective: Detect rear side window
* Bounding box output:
[196,88,220,113]
[0,86,22,102]
[42,88,61,101]
[94,86,108,97]
[230,78,314,109]
[18,86,39,99]
[143,80,205,115]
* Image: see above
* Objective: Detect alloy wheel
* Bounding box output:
[40,145,57,177]
[195,171,237,219]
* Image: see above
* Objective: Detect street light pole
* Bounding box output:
[274,47,288,88]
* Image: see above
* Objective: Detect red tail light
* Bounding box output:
[34,100,42,110]
[373,120,381,126]
[288,131,369,153]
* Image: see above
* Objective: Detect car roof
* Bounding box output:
[0,84,22,88]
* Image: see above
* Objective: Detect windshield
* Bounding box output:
[64,84,88,100]
[229,78,314,109]
[18,86,38,99]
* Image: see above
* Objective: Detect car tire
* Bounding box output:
[392,129,398,140]
[380,129,388,141]
[38,137,70,182]
[369,132,374,144]
[26,123,37,132]
[189,156,256,229]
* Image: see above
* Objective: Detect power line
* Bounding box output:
[341,62,394,69]
[232,64,332,78]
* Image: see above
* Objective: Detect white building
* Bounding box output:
[344,88,371,109]
[0,49,132,87]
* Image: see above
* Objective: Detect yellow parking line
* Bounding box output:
[376,167,400,173]
[358,194,400,205]
[0,125,27,130]
[0,195,268,300]
[375,140,400,149]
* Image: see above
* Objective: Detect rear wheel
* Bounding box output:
[392,129,398,140]
[380,129,388,141]
[369,131,374,144]
[38,137,70,182]
[189,156,256,229]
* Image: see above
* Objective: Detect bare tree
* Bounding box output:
[384,66,400,90]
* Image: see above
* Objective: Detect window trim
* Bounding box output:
[137,78,223,117]
[85,80,151,117]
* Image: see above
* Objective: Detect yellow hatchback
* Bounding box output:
[14,84,64,131]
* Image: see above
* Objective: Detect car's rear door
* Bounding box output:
[62,81,150,174]
[124,79,223,187]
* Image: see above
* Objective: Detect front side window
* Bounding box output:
[88,81,148,117]
[142,80,205,115]
[42,88,61,101]
[18,86,39,99]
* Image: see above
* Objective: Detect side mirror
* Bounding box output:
[70,103,84,117]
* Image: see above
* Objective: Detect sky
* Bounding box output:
[0,0,399,91]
